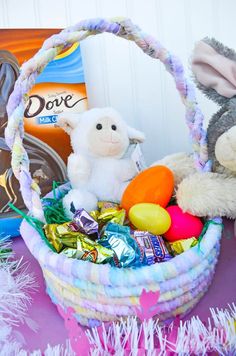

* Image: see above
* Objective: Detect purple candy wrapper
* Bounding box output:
[73,208,99,237]
[133,231,172,264]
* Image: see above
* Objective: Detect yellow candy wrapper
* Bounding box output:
[167,237,198,255]
[44,222,87,253]
[109,209,126,225]
[97,201,126,226]
[89,210,100,221]
[60,236,114,264]
[97,201,120,213]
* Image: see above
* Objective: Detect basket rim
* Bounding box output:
[34,182,222,288]
[20,214,222,288]
[42,242,219,301]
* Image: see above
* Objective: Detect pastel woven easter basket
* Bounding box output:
[6,18,223,327]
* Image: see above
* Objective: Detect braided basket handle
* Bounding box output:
[5,17,209,220]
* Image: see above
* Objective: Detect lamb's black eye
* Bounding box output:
[96,123,103,130]
[111,124,117,131]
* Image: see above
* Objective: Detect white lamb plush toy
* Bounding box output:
[57,107,145,218]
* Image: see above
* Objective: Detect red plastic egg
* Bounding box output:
[121,165,174,212]
[164,205,203,242]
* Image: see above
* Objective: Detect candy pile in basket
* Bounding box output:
[43,165,204,268]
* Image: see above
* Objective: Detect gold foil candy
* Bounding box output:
[89,210,100,221]
[97,201,125,226]
[60,236,114,264]
[109,209,126,225]
[44,222,86,252]
[97,201,120,213]
[44,224,64,252]
[77,236,114,264]
[168,237,198,255]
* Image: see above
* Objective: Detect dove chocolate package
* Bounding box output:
[0,29,88,236]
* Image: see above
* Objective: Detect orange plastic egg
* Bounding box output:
[121,165,174,212]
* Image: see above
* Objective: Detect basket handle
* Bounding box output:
[5,17,210,219]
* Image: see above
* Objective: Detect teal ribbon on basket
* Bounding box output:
[198,219,224,253]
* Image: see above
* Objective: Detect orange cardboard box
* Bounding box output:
[1,29,88,163]
[0,29,88,228]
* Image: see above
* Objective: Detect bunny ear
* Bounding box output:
[191,38,236,105]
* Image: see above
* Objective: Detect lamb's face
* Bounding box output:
[87,115,130,157]
[71,109,131,158]
[59,107,145,159]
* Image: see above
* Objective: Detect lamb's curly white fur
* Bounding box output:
[57,107,145,218]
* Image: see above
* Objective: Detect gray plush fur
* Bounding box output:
[173,38,236,218]
[193,38,236,170]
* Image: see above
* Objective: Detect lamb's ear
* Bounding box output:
[191,38,236,105]
[56,113,81,134]
[127,126,145,143]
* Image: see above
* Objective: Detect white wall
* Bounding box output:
[0,0,235,164]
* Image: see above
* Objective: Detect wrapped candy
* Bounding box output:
[89,210,100,221]
[60,236,114,264]
[44,222,86,252]
[167,237,198,255]
[88,201,127,231]
[97,201,126,226]
[98,209,126,226]
[97,201,120,212]
[73,208,99,238]
[99,223,144,268]
[108,209,126,225]
[133,231,172,264]
[61,248,78,259]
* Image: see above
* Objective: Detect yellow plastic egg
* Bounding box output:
[129,203,171,235]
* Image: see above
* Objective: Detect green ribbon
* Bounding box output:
[43,200,70,225]
[0,248,12,260]
[42,181,69,225]
[8,181,69,252]
[8,202,57,253]
[53,180,60,200]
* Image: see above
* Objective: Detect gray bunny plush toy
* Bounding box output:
[154,37,236,219]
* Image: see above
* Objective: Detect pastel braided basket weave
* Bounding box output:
[6,18,223,327]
